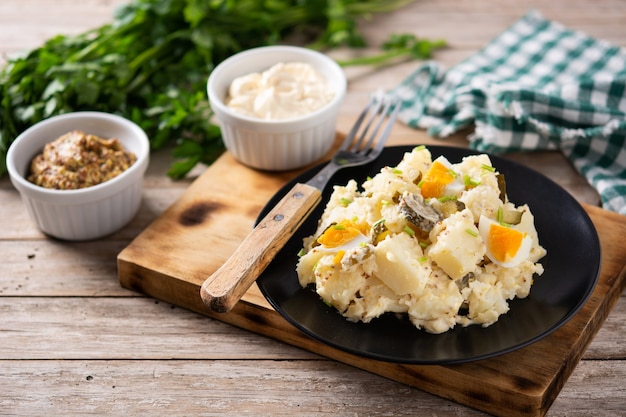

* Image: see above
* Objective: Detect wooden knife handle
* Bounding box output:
[200,182,322,313]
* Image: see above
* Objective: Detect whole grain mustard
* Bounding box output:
[28,130,136,190]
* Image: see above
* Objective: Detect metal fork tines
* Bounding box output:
[307,96,400,190]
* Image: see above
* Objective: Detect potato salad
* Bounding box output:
[296,146,546,334]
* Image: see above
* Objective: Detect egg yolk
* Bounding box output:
[420,160,457,199]
[317,220,368,248]
[487,222,526,263]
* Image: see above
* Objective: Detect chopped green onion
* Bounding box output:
[448,168,458,178]
[391,168,403,175]
[463,174,481,187]
[373,218,386,228]
[496,209,511,226]
[298,248,306,257]
[333,224,346,230]
[418,256,428,263]
[403,226,415,236]
[465,228,478,237]
[414,145,426,151]
[351,216,359,222]
[359,242,368,248]
[419,241,429,248]
[438,195,457,202]
[481,164,496,172]
[381,199,390,206]
[417,179,425,188]
[340,197,352,207]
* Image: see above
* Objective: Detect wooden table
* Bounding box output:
[1,1,624,416]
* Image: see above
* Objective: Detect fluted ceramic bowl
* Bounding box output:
[207,45,347,171]
[6,112,150,241]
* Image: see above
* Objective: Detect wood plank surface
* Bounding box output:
[1,1,625,416]
[1,359,624,416]
[117,145,626,417]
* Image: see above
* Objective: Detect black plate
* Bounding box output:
[256,146,601,364]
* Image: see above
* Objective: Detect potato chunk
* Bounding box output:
[427,209,485,280]
[374,232,429,295]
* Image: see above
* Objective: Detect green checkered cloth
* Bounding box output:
[388,10,626,215]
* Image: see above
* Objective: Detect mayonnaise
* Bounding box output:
[226,62,335,120]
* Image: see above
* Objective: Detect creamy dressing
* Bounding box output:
[226,62,335,120]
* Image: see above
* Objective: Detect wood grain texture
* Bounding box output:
[2,359,624,417]
[2,1,626,416]
[200,182,322,312]
[118,148,626,417]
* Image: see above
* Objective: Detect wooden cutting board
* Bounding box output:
[117,142,626,417]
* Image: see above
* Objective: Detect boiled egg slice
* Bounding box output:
[316,220,370,252]
[478,215,532,268]
[419,156,465,199]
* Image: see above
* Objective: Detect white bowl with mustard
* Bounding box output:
[6,112,150,241]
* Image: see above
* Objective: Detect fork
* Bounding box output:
[200,95,400,313]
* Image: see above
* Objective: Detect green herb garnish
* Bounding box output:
[438,195,457,202]
[335,33,446,67]
[372,218,386,228]
[0,0,445,178]
[463,174,481,187]
[481,164,496,173]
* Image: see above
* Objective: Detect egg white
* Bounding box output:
[432,156,465,197]
[478,215,532,268]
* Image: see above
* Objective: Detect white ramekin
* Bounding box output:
[6,112,150,241]
[207,45,347,171]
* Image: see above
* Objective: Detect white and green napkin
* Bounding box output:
[388,10,626,215]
